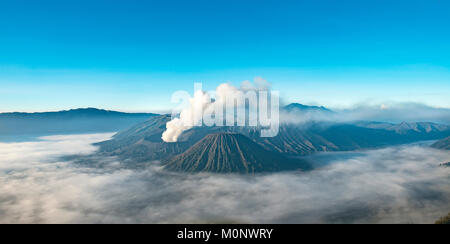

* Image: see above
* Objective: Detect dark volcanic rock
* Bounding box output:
[164,133,311,174]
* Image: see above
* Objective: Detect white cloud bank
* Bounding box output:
[0,134,449,223]
[281,102,450,125]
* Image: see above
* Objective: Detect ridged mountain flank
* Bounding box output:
[97,114,450,163]
[164,133,311,174]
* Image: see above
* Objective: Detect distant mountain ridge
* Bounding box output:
[0,108,158,137]
[283,103,332,113]
[356,121,449,134]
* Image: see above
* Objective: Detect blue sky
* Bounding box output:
[0,0,449,112]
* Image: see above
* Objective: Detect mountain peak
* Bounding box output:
[0,107,156,116]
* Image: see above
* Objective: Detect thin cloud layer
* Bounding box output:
[281,102,450,124]
[0,134,449,223]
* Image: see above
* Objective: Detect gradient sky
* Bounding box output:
[1,0,449,112]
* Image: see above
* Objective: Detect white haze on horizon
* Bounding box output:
[280,102,450,125]
[0,133,449,224]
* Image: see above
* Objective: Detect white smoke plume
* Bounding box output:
[162,89,212,142]
[162,77,272,142]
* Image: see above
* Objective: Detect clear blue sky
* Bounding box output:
[0,0,449,112]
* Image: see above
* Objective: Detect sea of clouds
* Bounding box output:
[0,133,449,224]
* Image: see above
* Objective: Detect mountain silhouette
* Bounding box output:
[283,103,332,113]
[0,108,157,137]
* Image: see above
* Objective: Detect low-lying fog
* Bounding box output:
[0,133,449,224]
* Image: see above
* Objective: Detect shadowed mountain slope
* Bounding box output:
[431,136,450,150]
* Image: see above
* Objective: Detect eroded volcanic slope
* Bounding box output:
[164,133,311,174]
[97,114,450,163]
